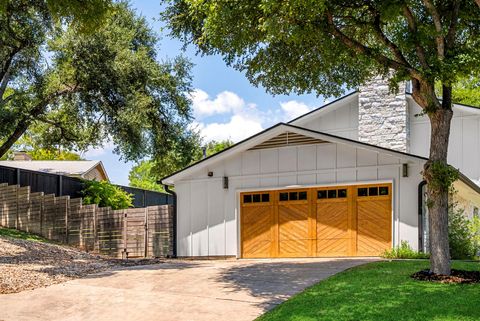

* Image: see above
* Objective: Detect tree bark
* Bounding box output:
[424,87,453,275]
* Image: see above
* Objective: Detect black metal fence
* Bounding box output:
[0,165,173,208]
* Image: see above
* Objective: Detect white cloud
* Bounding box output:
[279,100,312,121]
[191,89,246,117]
[194,115,264,142]
[83,141,114,158]
[190,89,316,144]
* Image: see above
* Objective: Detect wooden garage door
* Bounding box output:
[356,184,392,256]
[240,183,391,258]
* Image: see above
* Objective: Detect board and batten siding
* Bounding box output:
[294,96,359,140]
[176,141,424,257]
[409,97,480,181]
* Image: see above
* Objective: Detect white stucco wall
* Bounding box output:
[176,141,424,257]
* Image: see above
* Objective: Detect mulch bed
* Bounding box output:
[411,269,480,284]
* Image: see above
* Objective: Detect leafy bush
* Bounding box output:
[448,204,478,260]
[382,241,430,259]
[81,180,133,210]
[469,216,480,258]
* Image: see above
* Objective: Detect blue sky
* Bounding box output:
[84,1,326,186]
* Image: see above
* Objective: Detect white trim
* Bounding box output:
[235,179,394,258]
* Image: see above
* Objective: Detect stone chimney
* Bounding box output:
[358,75,409,152]
[13,151,32,161]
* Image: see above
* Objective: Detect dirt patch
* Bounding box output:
[411,269,480,284]
[0,235,164,294]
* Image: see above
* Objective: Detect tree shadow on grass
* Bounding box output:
[251,260,480,321]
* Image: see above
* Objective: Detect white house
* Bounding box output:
[162,77,480,258]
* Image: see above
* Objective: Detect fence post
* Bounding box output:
[93,204,98,253]
[123,209,128,259]
[58,175,63,197]
[15,185,19,229]
[64,196,69,244]
[144,206,148,258]
[15,168,20,185]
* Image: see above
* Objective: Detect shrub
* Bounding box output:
[448,204,478,260]
[469,216,480,258]
[382,241,430,259]
[81,180,133,210]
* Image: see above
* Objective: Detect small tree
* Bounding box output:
[163,0,480,275]
[82,180,133,210]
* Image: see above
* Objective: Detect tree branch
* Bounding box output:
[476,0,480,8]
[446,1,460,51]
[325,11,421,79]
[371,13,411,67]
[0,88,78,158]
[423,0,445,59]
[402,4,429,69]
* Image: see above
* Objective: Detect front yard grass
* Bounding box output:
[257,260,480,321]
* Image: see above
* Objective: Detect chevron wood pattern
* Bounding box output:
[278,204,309,257]
[241,204,274,258]
[357,199,392,256]
[240,184,392,258]
[316,200,350,256]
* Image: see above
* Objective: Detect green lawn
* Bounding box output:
[0,227,50,243]
[257,260,480,321]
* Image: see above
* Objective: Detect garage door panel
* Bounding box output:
[279,239,309,257]
[316,238,350,256]
[278,202,309,256]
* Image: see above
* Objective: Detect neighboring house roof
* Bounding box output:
[161,122,428,185]
[0,160,109,181]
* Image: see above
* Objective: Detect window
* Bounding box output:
[261,193,270,202]
[243,193,271,203]
[328,190,337,198]
[279,191,308,201]
[379,186,389,195]
[369,187,378,196]
[358,188,368,197]
[317,190,327,199]
[338,189,347,198]
[358,186,389,197]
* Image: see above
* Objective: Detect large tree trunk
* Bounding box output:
[424,87,454,275]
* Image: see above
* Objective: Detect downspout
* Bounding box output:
[418,180,427,253]
[163,183,177,258]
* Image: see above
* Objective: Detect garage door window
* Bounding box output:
[357,186,389,197]
[243,193,270,203]
[317,188,347,199]
[279,191,308,201]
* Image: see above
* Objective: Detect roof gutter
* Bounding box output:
[162,183,177,258]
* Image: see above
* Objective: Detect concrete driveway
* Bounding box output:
[0,258,376,321]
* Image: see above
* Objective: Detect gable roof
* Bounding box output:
[288,91,358,125]
[161,122,427,185]
[0,160,108,180]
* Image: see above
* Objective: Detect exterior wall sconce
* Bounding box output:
[223,176,229,189]
[402,163,408,177]
[207,171,213,177]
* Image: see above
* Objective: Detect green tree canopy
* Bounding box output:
[129,139,234,191]
[163,0,480,275]
[0,1,194,165]
[452,76,480,107]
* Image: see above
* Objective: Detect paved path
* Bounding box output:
[0,258,376,321]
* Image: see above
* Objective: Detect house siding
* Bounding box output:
[176,142,424,257]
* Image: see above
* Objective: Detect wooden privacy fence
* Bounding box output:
[0,183,174,258]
